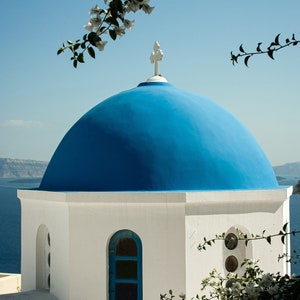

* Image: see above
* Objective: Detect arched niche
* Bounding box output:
[36,224,51,290]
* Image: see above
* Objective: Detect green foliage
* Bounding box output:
[231,33,300,66]
[160,290,186,300]
[57,0,154,68]
[161,260,300,299]
[200,259,300,300]
[162,224,300,299]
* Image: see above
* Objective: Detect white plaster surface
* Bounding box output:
[0,274,21,295]
[17,187,292,300]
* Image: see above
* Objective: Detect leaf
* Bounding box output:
[57,48,64,55]
[88,32,101,46]
[67,40,73,45]
[109,0,123,18]
[266,236,272,244]
[74,43,80,51]
[117,0,123,12]
[274,33,281,46]
[283,222,288,232]
[269,42,276,48]
[256,42,262,52]
[73,59,78,68]
[281,235,286,244]
[239,44,245,53]
[99,26,106,34]
[230,52,238,65]
[106,16,119,27]
[77,53,84,63]
[244,55,251,67]
[109,29,117,40]
[88,47,96,59]
[267,49,275,60]
[286,38,290,44]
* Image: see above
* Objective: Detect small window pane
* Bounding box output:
[116,260,137,279]
[116,283,137,300]
[116,238,137,256]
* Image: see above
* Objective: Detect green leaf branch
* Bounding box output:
[57,0,154,68]
[231,33,300,67]
[161,260,300,300]
[197,223,300,256]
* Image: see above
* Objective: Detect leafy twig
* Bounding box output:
[197,223,300,252]
[231,33,300,67]
[57,0,154,68]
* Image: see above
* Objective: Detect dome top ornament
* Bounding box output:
[147,41,167,82]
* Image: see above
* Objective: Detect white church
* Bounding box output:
[1,43,292,299]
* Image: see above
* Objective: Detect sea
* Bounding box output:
[0,177,299,275]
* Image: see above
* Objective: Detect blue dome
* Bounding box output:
[40,81,278,191]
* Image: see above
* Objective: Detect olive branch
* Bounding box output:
[197,222,300,264]
[231,33,300,67]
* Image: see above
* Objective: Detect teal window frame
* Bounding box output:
[109,230,142,300]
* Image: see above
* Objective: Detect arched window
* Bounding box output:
[109,230,142,300]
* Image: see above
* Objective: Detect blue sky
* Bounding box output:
[0,0,299,166]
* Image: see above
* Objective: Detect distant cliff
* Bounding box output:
[0,158,48,178]
[273,161,300,178]
[0,157,299,180]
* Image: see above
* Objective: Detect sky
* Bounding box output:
[0,0,299,166]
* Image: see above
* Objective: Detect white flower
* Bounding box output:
[90,16,102,28]
[123,19,135,30]
[95,40,107,51]
[142,3,154,14]
[245,283,259,300]
[126,3,139,12]
[89,5,101,15]
[261,274,273,288]
[231,281,242,295]
[114,26,125,37]
[267,285,279,295]
[84,22,94,32]
[126,0,154,14]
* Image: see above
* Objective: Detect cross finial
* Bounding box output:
[150,41,163,76]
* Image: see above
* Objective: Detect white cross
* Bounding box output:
[150,41,163,76]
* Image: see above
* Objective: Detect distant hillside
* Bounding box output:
[0,157,299,180]
[0,158,48,178]
[273,161,300,178]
